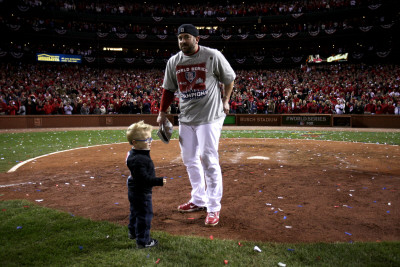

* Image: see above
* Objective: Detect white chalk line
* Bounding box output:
[0,181,37,188]
[6,142,126,174]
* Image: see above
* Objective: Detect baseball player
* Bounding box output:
[157,24,236,226]
[126,120,166,248]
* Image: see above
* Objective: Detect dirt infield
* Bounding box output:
[1,128,399,244]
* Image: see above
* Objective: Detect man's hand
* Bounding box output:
[157,111,167,125]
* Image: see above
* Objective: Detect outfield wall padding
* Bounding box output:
[0,114,399,129]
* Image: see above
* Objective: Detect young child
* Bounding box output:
[126,120,166,249]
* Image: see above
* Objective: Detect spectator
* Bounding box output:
[43,101,53,115]
[93,104,101,114]
[80,103,90,114]
[8,101,18,115]
[64,102,74,114]
[100,104,107,114]
[395,102,400,115]
[17,101,26,115]
[335,99,345,114]
[364,100,376,115]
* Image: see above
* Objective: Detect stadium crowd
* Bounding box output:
[1,63,399,116]
[17,0,366,17]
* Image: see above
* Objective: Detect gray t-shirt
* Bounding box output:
[162,45,236,125]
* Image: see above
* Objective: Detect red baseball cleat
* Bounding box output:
[205,211,220,226]
[177,202,206,213]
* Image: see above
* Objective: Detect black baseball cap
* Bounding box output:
[177,24,199,37]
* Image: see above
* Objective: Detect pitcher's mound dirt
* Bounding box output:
[1,138,399,243]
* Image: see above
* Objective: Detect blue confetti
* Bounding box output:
[274,211,278,214]
[298,205,303,207]
[115,203,119,205]
[259,190,262,193]
[387,211,390,214]
[283,216,287,220]
[345,232,352,236]
[79,246,83,250]
[287,248,295,252]
[170,177,174,179]
[17,226,22,229]
[373,201,377,203]
[382,187,386,190]
[36,190,41,192]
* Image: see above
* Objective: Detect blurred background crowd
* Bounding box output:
[1,0,399,115]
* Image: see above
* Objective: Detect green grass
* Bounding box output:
[1,128,400,266]
[1,200,399,267]
[1,129,399,173]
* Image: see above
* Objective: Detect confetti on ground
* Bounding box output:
[79,246,83,250]
[155,258,160,264]
[209,235,214,240]
[254,246,262,252]
[345,232,352,236]
[278,262,286,267]
[35,199,43,202]
[224,260,229,264]
[285,226,292,229]
[17,226,22,229]
[238,242,242,246]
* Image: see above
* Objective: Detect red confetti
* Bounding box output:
[23,206,30,208]
[224,260,229,264]
[2,209,6,212]
[209,235,214,240]
[155,258,160,264]
[238,242,243,246]
[187,218,195,220]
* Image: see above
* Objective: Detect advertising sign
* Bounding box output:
[37,53,82,63]
[282,115,331,126]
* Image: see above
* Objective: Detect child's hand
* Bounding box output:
[163,178,167,185]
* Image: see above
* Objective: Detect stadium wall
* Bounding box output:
[1,115,399,129]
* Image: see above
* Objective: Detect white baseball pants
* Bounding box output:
[179,118,224,212]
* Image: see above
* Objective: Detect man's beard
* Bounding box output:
[180,43,196,55]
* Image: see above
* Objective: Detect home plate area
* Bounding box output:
[0,138,398,243]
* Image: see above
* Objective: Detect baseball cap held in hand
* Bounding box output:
[157,117,173,144]
[178,24,199,37]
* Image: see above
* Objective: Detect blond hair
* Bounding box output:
[126,120,153,145]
